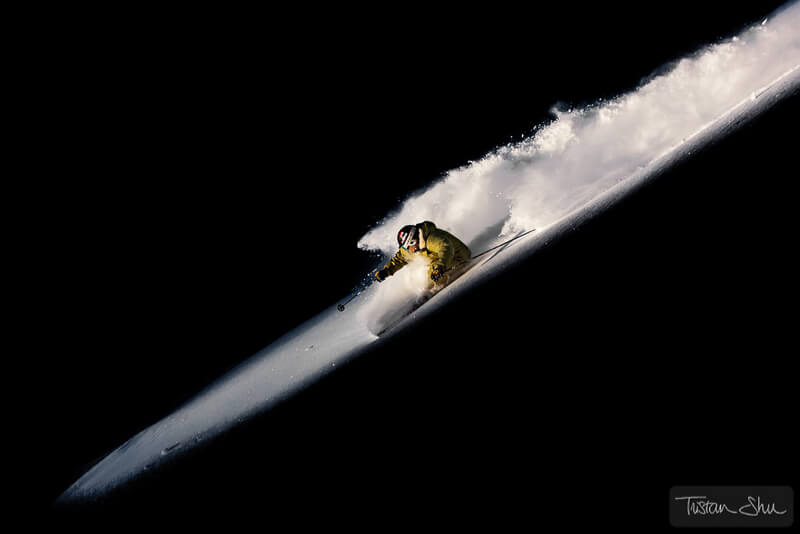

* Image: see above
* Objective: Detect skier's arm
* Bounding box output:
[375,250,407,281]
[384,250,408,274]
[430,235,454,272]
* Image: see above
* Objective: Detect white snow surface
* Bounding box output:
[59,3,800,503]
[358,1,800,255]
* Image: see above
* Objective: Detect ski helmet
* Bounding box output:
[397,225,419,249]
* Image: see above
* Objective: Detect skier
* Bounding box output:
[374,221,471,286]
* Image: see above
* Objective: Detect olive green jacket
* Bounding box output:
[382,221,471,279]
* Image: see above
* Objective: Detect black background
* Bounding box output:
[18,1,796,528]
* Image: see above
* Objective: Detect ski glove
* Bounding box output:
[430,264,446,282]
[374,269,390,282]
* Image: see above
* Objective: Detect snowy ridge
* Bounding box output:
[358,3,800,256]
[388,64,800,335]
[58,5,800,504]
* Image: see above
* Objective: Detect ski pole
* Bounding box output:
[337,282,371,312]
[470,228,536,260]
[337,270,377,312]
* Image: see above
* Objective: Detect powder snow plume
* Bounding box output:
[358,2,800,256]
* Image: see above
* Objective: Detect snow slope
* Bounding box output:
[58,3,800,504]
[358,3,800,256]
